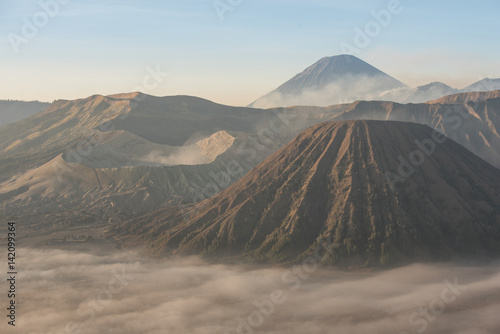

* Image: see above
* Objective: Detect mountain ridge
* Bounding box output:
[0,93,344,236]
[109,120,500,266]
[0,100,50,127]
[250,55,407,108]
[250,55,500,108]
[2,90,500,246]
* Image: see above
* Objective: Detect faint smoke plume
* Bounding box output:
[252,74,403,108]
[140,131,235,166]
[141,146,212,166]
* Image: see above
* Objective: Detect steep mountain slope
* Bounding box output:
[0,93,346,234]
[333,93,500,168]
[0,94,133,182]
[3,90,500,242]
[62,130,236,168]
[109,120,500,266]
[0,93,346,180]
[250,55,500,108]
[0,100,50,127]
[112,94,279,146]
[250,55,407,108]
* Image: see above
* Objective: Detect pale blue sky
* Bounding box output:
[1,0,499,105]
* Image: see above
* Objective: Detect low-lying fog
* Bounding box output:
[3,248,500,334]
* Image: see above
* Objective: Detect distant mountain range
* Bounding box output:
[3,90,500,248]
[463,78,500,92]
[109,120,500,266]
[0,93,342,235]
[0,100,50,127]
[250,55,500,108]
[333,90,500,169]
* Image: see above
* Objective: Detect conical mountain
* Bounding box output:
[110,120,500,266]
[273,55,406,95]
[250,55,407,108]
[332,92,500,169]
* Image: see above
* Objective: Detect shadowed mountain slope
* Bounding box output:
[0,93,345,234]
[110,120,500,266]
[0,100,50,127]
[332,93,500,169]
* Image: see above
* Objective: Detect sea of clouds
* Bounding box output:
[1,248,500,334]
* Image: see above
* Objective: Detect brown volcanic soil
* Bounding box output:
[109,120,500,266]
[427,90,500,104]
[333,95,500,169]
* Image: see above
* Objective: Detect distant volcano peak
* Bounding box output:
[250,55,407,108]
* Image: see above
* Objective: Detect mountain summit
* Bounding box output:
[250,55,407,108]
[110,120,500,266]
[273,55,406,95]
[250,55,500,107]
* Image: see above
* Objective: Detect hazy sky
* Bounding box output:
[1,0,499,106]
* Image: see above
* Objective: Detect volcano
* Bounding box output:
[110,120,500,266]
[250,55,406,108]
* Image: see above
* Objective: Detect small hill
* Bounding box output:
[379,82,459,104]
[463,78,500,93]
